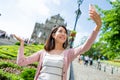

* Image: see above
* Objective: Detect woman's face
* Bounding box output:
[53,27,67,44]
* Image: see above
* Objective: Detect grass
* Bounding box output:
[0,44,44,59]
[102,60,120,67]
[0,44,44,80]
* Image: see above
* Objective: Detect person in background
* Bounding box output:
[97,57,101,70]
[89,57,93,65]
[78,55,83,64]
[84,55,89,65]
[13,4,102,80]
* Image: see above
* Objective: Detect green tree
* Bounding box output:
[84,42,102,60]
[97,0,120,59]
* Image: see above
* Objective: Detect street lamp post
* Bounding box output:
[69,1,84,80]
[74,0,83,31]
[70,0,84,48]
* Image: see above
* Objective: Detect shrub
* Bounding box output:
[0,53,12,59]
[0,61,21,70]
[0,70,10,80]
[20,68,36,80]
[15,42,20,45]
[0,69,24,80]
[15,42,27,46]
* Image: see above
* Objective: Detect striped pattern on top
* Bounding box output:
[37,52,64,80]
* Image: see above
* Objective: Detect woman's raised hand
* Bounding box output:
[12,34,24,43]
[89,4,102,27]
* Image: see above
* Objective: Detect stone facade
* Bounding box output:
[0,30,6,38]
[0,30,17,45]
[31,14,69,44]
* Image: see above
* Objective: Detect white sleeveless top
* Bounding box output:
[37,52,64,80]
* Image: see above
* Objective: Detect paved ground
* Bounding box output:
[72,58,120,80]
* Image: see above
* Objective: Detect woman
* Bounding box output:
[13,5,102,80]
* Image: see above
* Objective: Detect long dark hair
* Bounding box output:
[44,25,68,51]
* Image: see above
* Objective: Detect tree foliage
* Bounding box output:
[96,0,120,59]
[85,0,120,60]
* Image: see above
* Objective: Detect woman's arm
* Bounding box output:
[13,34,41,66]
[71,4,102,59]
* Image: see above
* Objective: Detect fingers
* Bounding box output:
[89,4,102,26]
[89,10,97,20]
[89,4,98,20]
[12,34,24,43]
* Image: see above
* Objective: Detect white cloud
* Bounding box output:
[52,0,61,5]
[43,0,61,5]
[17,0,50,17]
[0,19,34,38]
[0,0,62,39]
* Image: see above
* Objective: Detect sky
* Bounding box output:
[0,0,113,46]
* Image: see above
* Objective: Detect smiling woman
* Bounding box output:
[44,25,68,52]
[13,4,102,80]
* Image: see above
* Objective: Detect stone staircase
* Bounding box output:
[0,38,17,45]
